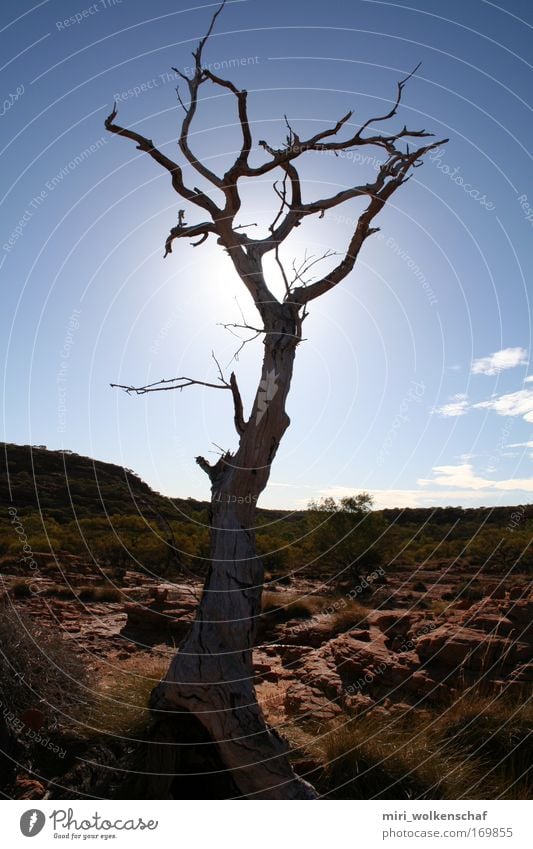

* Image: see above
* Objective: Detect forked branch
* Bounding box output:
[111,352,248,437]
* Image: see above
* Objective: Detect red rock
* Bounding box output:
[344,693,374,713]
[15,777,46,799]
[417,624,513,670]
[468,614,515,637]
[284,681,342,721]
[329,632,391,679]
[366,610,416,635]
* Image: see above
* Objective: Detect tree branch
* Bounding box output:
[355,62,422,139]
[173,69,225,190]
[233,63,438,184]
[104,104,220,217]
[195,454,215,479]
[164,210,216,256]
[110,376,229,395]
[204,69,252,177]
[229,371,246,434]
[289,139,444,304]
[111,348,247,437]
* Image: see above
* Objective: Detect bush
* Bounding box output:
[307,493,385,583]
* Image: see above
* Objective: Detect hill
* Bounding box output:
[1,442,203,521]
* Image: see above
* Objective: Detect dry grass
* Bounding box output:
[315,690,532,799]
[327,600,370,632]
[80,651,172,739]
[261,590,369,632]
[0,604,88,721]
[261,590,325,621]
[8,579,122,603]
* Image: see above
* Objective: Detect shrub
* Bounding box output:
[0,603,88,724]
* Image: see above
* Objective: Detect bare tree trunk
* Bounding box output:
[106,10,444,794]
[151,304,317,798]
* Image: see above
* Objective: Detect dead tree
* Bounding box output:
[106,1,446,799]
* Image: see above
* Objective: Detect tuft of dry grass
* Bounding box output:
[327,600,370,632]
[8,579,122,603]
[80,651,172,740]
[261,591,325,621]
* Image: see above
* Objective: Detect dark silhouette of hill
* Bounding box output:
[0,442,204,523]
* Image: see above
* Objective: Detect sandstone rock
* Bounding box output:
[468,613,515,637]
[508,585,529,600]
[284,681,342,722]
[253,659,280,683]
[488,584,507,599]
[343,692,375,713]
[15,777,46,800]
[505,600,532,636]
[402,669,448,702]
[417,624,514,670]
[277,643,313,667]
[366,610,417,635]
[121,594,194,638]
[329,632,391,682]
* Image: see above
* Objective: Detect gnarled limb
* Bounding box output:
[104,104,220,217]
[164,212,216,256]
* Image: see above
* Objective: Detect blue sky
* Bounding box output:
[1,0,532,509]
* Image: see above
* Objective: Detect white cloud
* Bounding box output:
[435,393,469,417]
[419,462,533,493]
[471,346,528,376]
[419,463,488,490]
[525,376,533,383]
[473,389,533,423]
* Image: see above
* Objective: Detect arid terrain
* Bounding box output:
[1,443,531,799]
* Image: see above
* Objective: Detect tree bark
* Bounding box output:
[151,303,317,798]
